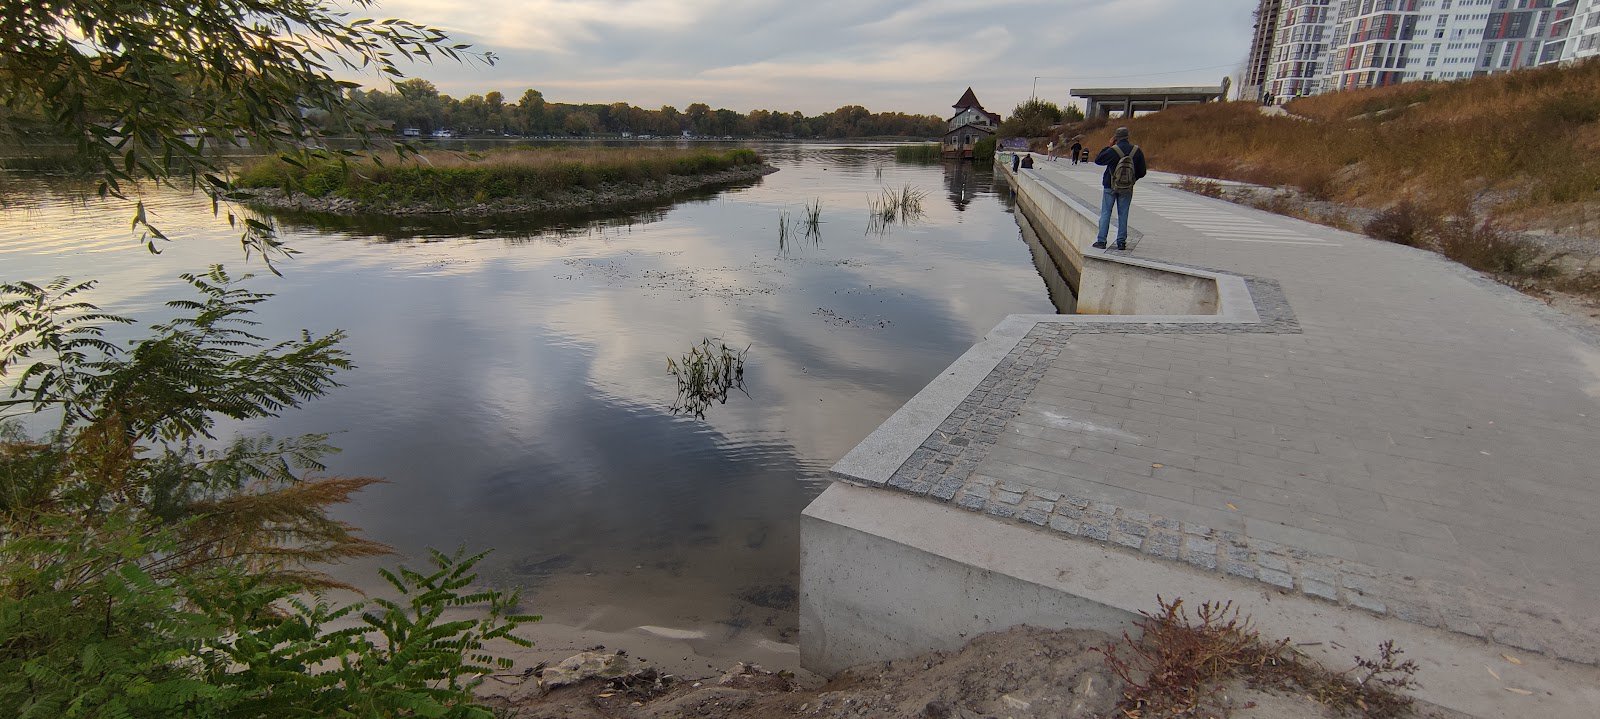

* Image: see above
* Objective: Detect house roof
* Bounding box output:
[948,108,1001,125]
[942,122,996,138]
[953,87,984,110]
[948,88,1001,126]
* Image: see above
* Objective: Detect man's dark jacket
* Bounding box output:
[1094,139,1148,190]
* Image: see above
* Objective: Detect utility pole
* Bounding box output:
[1031,76,1040,100]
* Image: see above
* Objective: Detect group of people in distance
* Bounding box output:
[1014,127,1148,252]
[1044,137,1087,164]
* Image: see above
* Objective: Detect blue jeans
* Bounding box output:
[1096,187,1132,245]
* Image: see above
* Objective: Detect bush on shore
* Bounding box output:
[1,269,536,718]
[973,136,996,162]
[235,147,764,207]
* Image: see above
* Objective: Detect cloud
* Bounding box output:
[353,0,1260,114]
[380,0,714,53]
[703,26,1012,85]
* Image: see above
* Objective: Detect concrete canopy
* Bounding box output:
[1070,85,1225,119]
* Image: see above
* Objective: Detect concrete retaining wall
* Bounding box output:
[799,483,1137,675]
[799,484,1600,718]
[1001,156,1218,316]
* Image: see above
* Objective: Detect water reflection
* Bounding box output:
[944,161,984,212]
[0,142,1065,668]
[260,178,765,244]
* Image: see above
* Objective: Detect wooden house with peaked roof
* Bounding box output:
[941,87,999,159]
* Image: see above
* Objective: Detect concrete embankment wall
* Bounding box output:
[799,484,1138,675]
[1001,157,1217,316]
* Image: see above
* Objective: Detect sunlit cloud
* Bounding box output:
[351,0,1258,114]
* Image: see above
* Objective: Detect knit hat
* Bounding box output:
[1114,126,1130,140]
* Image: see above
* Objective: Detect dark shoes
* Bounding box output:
[1116,242,1127,251]
[1091,241,1107,249]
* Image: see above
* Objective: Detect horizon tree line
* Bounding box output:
[349,79,949,138]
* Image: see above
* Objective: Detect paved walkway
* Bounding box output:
[852,159,1600,663]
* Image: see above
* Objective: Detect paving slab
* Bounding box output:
[831,158,1600,666]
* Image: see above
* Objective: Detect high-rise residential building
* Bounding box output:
[1396,0,1502,84]
[1251,0,1595,100]
[1323,0,1428,92]
[1474,0,1573,70]
[1244,0,1286,101]
[1549,0,1600,61]
[1266,0,1339,100]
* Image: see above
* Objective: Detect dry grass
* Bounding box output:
[1097,597,1420,719]
[1111,58,1600,233]
[235,146,763,207]
[1433,215,1563,286]
[1174,176,1225,199]
[1364,200,1432,247]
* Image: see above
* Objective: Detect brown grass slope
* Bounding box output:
[1120,58,1600,235]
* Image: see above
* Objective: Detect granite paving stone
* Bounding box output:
[837,162,1600,665]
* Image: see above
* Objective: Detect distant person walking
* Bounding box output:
[1069,139,1083,165]
[1046,140,1057,161]
[1091,126,1147,251]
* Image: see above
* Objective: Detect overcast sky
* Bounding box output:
[369,0,1260,115]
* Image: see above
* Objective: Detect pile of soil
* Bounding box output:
[482,626,1125,719]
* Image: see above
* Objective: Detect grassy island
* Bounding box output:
[234,146,771,215]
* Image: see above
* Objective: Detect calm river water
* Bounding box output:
[0,143,1063,670]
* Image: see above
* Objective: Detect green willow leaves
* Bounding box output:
[0,0,492,263]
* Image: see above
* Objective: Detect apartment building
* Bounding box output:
[1255,0,1594,100]
[1549,0,1600,61]
[1243,0,1286,101]
[1399,0,1502,83]
[1266,0,1338,100]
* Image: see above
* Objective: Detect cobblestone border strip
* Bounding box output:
[848,278,1597,664]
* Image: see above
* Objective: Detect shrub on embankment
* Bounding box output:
[235,147,764,207]
[1114,58,1600,234]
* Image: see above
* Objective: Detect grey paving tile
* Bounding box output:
[843,166,1600,663]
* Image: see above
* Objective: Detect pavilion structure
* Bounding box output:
[1070,84,1227,119]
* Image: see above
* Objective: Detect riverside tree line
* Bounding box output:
[350,79,948,138]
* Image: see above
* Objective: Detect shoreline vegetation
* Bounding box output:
[1109,58,1600,237]
[892,143,941,162]
[233,147,775,216]
[1033,59,1600,310]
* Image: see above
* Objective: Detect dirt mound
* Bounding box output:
[485,625,1123,719]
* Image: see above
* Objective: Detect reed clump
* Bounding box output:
[893,143,941,162]
[866,183,928,233]
[235,147,764,207]
[666,338,749,419]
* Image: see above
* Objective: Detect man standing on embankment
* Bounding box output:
[1092,126,1147,251]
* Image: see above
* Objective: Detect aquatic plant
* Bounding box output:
[893,143,942,162]
[894,183,927,218]
[776,209,794,256]
[667,338,749,418]
[777,201,823,255]
[803,198,823,237]
[235,147,765,208]
[865,183,927,234]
